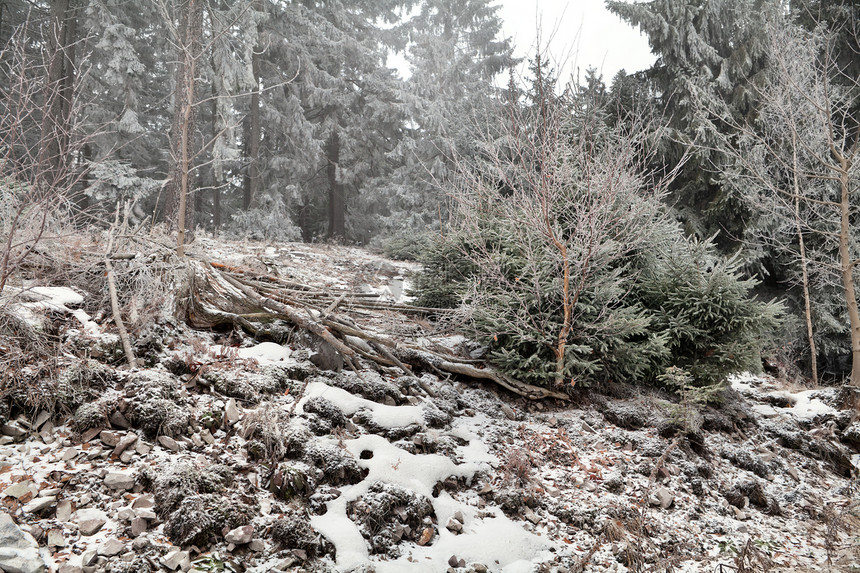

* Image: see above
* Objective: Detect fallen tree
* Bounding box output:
[186,259,569,401]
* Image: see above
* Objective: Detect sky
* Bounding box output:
[495,0,656,87]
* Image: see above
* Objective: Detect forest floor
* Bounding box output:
[1,235,859,573]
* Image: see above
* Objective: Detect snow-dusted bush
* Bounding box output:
[414,84,782,394]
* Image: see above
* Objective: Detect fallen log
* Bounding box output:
[186,260,568,401]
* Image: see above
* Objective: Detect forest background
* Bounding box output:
[2,0,860,395]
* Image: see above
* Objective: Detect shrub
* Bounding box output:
[413,81,782,394]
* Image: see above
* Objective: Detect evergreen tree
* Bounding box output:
[606,0,774,266]
[356,0,514,242]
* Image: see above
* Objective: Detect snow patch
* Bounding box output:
[298,381,425,429]
[236,342,292,364]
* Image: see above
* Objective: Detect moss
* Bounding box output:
[124,370,189,437]
[303,442,364,485]
[270,508,328,557]
[153,463,234,518]
[163,494,254,548]
[347,481,436,556]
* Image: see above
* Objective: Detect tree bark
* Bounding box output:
[39,0,78,192]
[836,152,860,387]
[326,129,345,239]
[792,130,817,385]
[165,0,203,255]
[243,50,261,210]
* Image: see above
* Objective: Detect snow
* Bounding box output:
[30,286,84,306]
[730,372,837,421]
[235,342,292,364]
[312,424,554,572]
[298,381,425,429]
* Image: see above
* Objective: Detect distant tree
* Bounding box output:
[607,0,774,265]
[356,0,514,242]
[714,15,860,385]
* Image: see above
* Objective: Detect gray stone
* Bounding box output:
[58,565,83,573]
[0,513,46,573]
[157,435,181,452]
[46,529,65,547]
[249,539,265,552]
[445,516,463,533]
[131,494,154,509]
[649,487,674,509]
[22,496,55,514]
[200,429,215,444]
[97,538,125,557]
[33,411,50,430]
[103,471,135,490]
[2,481,33,499]
[109,410,131,430]
[56,500,73,522]
[160,549,190,571]
[112,432,138,457]
[1,422,27,437]
[81,548,97,567]
[99,431,121,447]
[131,517,147,537]
[225,399,242,425]
[224,525,254,545]
[76,508,107,536]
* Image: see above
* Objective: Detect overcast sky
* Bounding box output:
[495,0,655,86]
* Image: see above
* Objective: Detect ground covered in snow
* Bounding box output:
[1,238,859,573]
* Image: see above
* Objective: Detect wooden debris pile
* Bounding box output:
[186,259,568,401]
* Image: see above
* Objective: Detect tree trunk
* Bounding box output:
[837,158,860,387]
[39,0,77,192]
[792,131,817,385]
[165,0,203,255]
[243,50,261,211]
[326,129,345,239]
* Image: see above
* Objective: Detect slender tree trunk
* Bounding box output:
[165,0,202,255]
[836,155,860,387]
[326,129,345,239]
[792,130,818,385]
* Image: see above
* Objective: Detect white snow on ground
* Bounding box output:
[30,286,85,306]
[311,416,555,573]
[236,342,292,364]
[731,372,837,421]
[298,381,425,429]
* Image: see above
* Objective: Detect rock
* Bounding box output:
[131,494,154,509]
[76,508,107,536]
[99,431,121,447]
[103,471,135,490]
[649,487,674,509]
[33,411,50,430]
[469,564,489,573]
[109,410,131,430]
[81,548,97,567]
[117,507,136,521]
[0,513,46,573]
[1,422,27,437]
[56,500,73,522]
[448,555,465,568]
[22,496,55,514]
[417,527,434,546]
[160,549,191,571]
[445,516,463,533]
[112,432,138,456]
[225,399,242,425]
[58,565,82,573]
[500,404,517,420]
[97,538,125,556]
[131,517,147,537]
[523,507,541,524]
[2,481,33,499]
[200,429,215,444]
[61,448,78,461]
[225,525,254,545]
[157,435,181,452]
[249,539,265,552]
[46,529,64,547]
